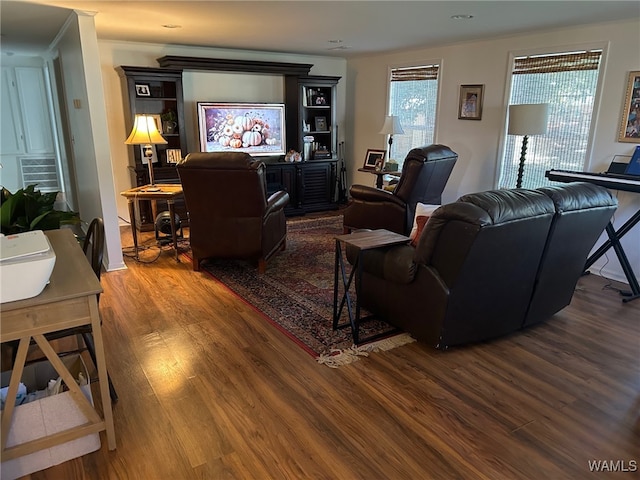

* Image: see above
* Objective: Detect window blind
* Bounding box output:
[499,50,603,189]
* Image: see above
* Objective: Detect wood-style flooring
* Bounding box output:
[18,226,640,479]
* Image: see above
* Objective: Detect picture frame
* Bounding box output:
[135,84,151,97]
[197,102,286,156]
[363,149,386,170]
[618,71,640,143]
[166,149,182,164]
[314,116,328,131]
[458,84,484,120]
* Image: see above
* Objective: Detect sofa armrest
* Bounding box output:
[349,184,406,208]
[265,190,290,218]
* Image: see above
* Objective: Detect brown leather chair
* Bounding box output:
[177,152,289,273]
[343,144,457,235]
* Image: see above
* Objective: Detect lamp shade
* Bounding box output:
[125,114,167,145]
[508,104,549,136]
[379,115,405,135]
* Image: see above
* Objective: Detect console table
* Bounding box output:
[121,184,184,261]
[0,229,117,462]
[333,229,410,343]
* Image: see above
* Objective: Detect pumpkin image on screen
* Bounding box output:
[200,103,285,156]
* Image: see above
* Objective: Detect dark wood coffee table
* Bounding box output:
[333,229,410,344]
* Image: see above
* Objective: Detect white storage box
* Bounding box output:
[0,230,56,303]
[0,355,101,480]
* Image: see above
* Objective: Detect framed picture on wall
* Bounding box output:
[458,84,484,120]
[618,71,640,143]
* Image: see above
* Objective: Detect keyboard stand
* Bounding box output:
[545,169,640,303]
[584,209,640,303]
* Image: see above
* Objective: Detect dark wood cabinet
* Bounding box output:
[285,75,340,161]
[117,61,340,225]
[117,66,188,231]
[277,74,340,215]
[265,160,337,216]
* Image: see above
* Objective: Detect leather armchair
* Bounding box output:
[177,152,289,273]
[343,144,457,235]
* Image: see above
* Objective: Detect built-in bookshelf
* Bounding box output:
[285,75,340,162]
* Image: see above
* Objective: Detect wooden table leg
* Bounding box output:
[127,198,139,260]
[168,199,179,262]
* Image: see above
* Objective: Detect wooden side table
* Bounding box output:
[0,229,116,462]
[357,168,401,189]
[120,184,184,261]
[333,229,410,343]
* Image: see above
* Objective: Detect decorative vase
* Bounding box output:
[163,121,177,134]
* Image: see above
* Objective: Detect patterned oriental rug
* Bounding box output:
[196,215,415,367]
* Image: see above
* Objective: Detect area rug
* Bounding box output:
[194,215,415,367]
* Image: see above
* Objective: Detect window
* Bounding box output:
[388,64,440,167]
[499,50,603,189]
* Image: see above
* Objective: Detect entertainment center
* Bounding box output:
[118,57,341,230]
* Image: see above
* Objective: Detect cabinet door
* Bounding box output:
[300,162,336,211]
[15,67,54,154]
[0,68,24,155]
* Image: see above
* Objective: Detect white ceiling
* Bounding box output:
[2,1,639,58]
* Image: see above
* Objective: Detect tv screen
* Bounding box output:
[197,102,286,156]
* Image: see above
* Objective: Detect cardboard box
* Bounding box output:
[1,355,101,480]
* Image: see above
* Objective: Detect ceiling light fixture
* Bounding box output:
[328,39,343,44]
[451,14,474,20]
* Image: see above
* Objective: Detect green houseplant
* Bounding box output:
[1,185,80,235]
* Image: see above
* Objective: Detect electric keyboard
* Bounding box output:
[545,169,640,193]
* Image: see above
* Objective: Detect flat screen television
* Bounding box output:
[197,102,286,156]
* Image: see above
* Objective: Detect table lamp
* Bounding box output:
[379,115,404,163]
[125,114,167,186]
[508,104,549,188]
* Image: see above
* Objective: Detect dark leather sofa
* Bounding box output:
[343,144,457,235]
[354,182,617,349]
[177,152,289,273]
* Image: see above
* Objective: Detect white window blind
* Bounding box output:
[388,64,439,167]
[499,50,603,189]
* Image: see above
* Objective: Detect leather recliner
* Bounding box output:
[177,152,289,273]
[352,182,617,349]
[343,144,458,235]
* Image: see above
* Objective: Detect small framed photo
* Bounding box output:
[618,71,640,143]
[314,116,327,131]
[458,84,484,120]
[166,149,182,164]
[135,84,151,97]
[363,149,386,170]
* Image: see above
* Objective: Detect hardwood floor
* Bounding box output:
[22,226,640,479]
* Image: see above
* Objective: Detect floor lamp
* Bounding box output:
[125,114,167,187]
[379,115,404,163]
[508,104,549,188]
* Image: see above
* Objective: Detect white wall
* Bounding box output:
[50,12,124,271]
[347,19,640,284]
[97,40,347,224]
